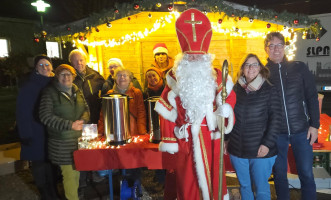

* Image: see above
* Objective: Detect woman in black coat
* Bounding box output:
[16,55,58,199]
[227,53,281,200]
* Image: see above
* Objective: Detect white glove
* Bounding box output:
[216,103,232,118]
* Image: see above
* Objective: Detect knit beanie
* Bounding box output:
[153,43,168,56]
[34,54,52,67]
[145,67,162,79]
[55,64,77,78]
[107,58,123,68]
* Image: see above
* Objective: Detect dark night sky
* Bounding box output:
[1,0,330,25]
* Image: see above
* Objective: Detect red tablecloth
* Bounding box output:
[74,135,234,171]
[75,114,331,173]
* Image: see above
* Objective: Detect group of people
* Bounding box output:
[16,9,319,200]
[16,42,173,199]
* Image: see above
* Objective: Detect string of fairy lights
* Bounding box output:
[74,11,298,60]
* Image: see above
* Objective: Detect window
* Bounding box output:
[0,39,9,57]
[46,41,61,58]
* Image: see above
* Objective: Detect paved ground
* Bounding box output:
[1,167,331,200]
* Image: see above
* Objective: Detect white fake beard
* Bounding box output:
[174,54,217,124]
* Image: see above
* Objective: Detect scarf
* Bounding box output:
[147,78,164,92]
[238,74,265,93]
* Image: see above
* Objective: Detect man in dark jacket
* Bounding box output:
[69,49,107,124]
[265,32,320,200]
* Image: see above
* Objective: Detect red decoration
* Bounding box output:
[34,37,39,43]
[66,26,71,31]
[114,9,119,14]
[168,5,173,11]
[238,17,241,20]
[316,37,320,41]
[79,36,85,41]
[315,22,318,25]
[231,13,235,17]
[134,4,139,10]
[175,9,212,54]
[275,15,278,19]
[293,19,299,24]
[128,17,131,21]
[218,19,222,24]
[266,23,271,28]
[96,28,100,32]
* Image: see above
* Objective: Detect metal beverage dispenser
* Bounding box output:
[147,97,161,143]
[102,94,130,145]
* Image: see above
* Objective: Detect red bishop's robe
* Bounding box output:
[155,68,236,200]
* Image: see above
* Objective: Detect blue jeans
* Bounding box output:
[273,131,316,200]
[230,154,276,200]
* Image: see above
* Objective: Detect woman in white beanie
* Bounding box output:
[105,58,142,91]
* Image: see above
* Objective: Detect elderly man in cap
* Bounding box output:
[155,9,236,200]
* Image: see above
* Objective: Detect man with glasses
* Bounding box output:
[265,32,320,200]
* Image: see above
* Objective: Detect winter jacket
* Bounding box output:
[266,59,320,135]
[74,66,106,124]
[39,81,90,164]
[16,71,52,161]
[143,84,165,99]
[228,81,281,158]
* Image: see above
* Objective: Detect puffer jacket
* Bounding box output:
[228,81,281,158]
[74,66,106,124]
[39,81,90,165]
[266,59,320,135]
[39,81,90,140]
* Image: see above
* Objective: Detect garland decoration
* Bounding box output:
[43,0,321,42]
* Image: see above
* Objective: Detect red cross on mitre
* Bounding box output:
[176,8,212,54]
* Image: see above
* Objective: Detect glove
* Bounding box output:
[216,103,232,118]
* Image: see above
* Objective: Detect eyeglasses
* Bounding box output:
[39,63,50,67]
[117,74,128,78]
[267,43,284,50]
[59,73,73,77]
[244,63,260,69]
[108,64,119,69]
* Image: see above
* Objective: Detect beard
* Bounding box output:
[174,54,216,124]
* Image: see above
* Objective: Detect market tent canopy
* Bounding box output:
[67,11,300,83]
